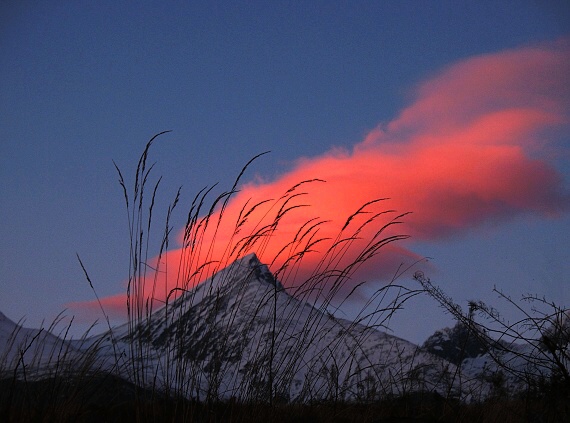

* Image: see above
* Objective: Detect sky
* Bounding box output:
[1,1,569,344]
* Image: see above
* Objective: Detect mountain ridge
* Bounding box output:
[2,253,559,403]
[90,253,466,402]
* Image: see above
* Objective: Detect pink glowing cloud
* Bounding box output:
[71,39,570,318]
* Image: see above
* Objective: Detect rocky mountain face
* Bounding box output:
[422,322,488,366]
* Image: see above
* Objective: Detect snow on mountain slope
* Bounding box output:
[422,319,569,398]
[93,253,468,402]
[3,254,563,402]
[0,311,84,375]
[459,337,568,394]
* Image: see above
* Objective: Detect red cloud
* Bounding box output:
[72,39,570,319]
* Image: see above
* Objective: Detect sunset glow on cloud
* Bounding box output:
[72,39,570,319]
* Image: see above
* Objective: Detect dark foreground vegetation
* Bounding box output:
[2,134,568,422]
[2,373,568,422]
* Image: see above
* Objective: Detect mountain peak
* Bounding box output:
[241,253,283,290]
[422,321,488,365]
[177,253,284,307]
[199,252,283,291]
[103,249,458,402]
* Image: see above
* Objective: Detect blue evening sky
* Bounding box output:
[1,1,569,342]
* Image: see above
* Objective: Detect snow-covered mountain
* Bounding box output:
[0,311,84,376]
[422,319,570,398]
[90,253,463,402]
[2,254,564,403]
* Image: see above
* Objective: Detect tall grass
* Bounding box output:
[109,133,435,410]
